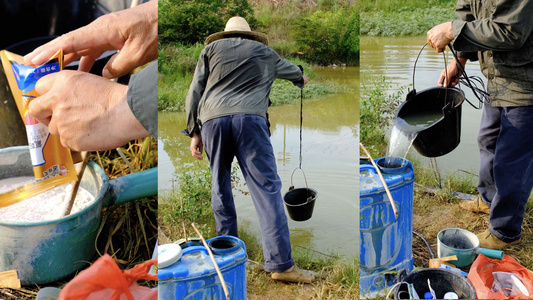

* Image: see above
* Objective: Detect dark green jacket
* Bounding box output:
[184,37,304,137]
[451,0,533,106]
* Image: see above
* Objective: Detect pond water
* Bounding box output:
[159,67,360,257]
[361,36,484,176]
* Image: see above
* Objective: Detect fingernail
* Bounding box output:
[102,68,113,79]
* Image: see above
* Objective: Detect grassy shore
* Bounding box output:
[159,160,359,299]
[360,0,456,36]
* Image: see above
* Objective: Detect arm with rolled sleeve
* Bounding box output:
[184,49,210,137]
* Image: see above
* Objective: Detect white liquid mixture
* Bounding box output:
[0,177,96,222]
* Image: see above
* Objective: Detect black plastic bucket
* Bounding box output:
[283,168,317,222]
[284,187,317,221]
[394,43,466,158]
[396,87,465,157]
[394,268,476,299]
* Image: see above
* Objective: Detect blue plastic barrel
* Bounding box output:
[359,157,415,298]
[158,235,247,300]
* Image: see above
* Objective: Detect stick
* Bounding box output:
[62,151,90,216]
[359,143,399,219]
[191,223,230,300]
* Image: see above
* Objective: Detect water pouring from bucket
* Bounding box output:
[386,43,467,164]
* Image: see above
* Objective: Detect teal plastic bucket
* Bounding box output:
[359,157,415,298]
[0,146,157,284]
[158,235,247,299]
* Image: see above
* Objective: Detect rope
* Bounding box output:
[413,230,435,259]
[447,44,488,109]
[299,86,303,169]
[298,65,304,169]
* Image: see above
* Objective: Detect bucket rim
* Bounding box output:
[394,267,477,299]
[283,187,318,207]
[0,146,108,227]
[395,86,465,133]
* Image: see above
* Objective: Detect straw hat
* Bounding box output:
[205,16,268,46]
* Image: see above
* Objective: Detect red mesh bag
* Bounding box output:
[468,254,533,299]
[59,254,157,300]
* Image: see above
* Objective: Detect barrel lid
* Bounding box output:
[359,158,414,196]
[158,236,247,281]
[158,243,183,269]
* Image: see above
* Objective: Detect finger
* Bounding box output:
[47,117,60,137]
[27,22,112,66]
[64,52,82,66]
[102,41,156,78]
[35,73,58,95]
[78,50,104,73]
[102,50,138,79]
[29,98,52,126]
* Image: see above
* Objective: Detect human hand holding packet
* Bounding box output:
[0,49,77,206]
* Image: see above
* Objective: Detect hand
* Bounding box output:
[28,70,149,151]
[24,0,157,79]
[438,57,468,87]
[190,133,204,160]
[427,22,453,53]
[303,74,308,85]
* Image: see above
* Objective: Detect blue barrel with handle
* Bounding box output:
[359,157,415,298]
[159,235,247,300]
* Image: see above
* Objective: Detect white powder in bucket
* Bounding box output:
[0,177,96,222]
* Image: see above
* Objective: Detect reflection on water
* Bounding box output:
[361,36,484,174]
[159,67,360,257]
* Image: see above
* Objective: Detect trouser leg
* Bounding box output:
[231,114,294,272]
[477,103,500,206]
[201,117,238,237]
[487,106,533,242]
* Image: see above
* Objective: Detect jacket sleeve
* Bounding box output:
[273,51,304,89]
[127,61,157,138]
[184,48,210,137]
[451,0,478,61]
[451,0,533,52]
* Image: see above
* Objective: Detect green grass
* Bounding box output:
[360,0,454,12]
[360,0,456,36]
[360,72,405,156]
[158,161,216,243]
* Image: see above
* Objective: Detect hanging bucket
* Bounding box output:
[395,44,465,157]
[283,169,317,222]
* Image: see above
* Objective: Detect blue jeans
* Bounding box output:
[201,114,294,272]
[478,104,533,242]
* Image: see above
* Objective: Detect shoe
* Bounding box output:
[459,196,490,214]
[477,230,520,250]
[271,266,316,284]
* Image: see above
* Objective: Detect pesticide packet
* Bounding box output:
[0,49,77,206]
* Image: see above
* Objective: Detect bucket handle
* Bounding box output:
[411,43,450,108]
[289,167,311,204]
